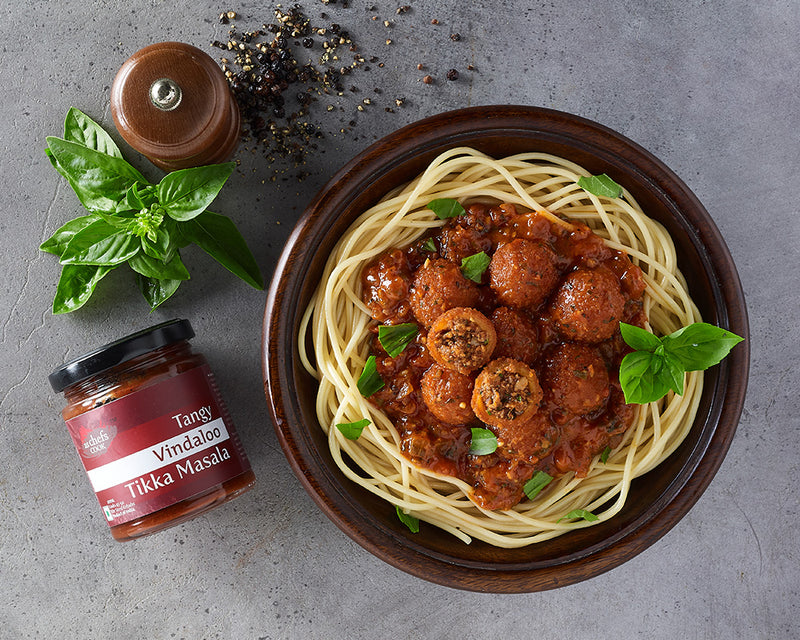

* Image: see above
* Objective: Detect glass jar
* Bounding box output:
[49,319,255,541]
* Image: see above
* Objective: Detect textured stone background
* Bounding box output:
[1,1,797,638]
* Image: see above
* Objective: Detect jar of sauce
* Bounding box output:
[49,319,255,541]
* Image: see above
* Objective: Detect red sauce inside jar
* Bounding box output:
[361,203,647,510]
[50,319,255,541]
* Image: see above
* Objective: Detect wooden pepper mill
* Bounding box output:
[110,42,240,171]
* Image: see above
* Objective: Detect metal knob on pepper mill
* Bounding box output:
[111,42,240,171]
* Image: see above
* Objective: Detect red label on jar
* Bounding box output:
[66,365,251,526]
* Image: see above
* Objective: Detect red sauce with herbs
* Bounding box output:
[362,203,647,510]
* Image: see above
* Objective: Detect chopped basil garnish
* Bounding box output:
[335,418,370,440]
[523,470,553,500]
[460,251,490,283]
[469,427,498,455]
[427,197,465,219]
[378,323,419,358]
[558,509,599,523]
[577,173,623,198]
[422,238,437,252]
[600,446,611,464]
[619,322,744,404]
[357,355,385,397]
[395,505,420,533]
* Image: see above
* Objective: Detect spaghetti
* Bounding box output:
[299,147,702,547]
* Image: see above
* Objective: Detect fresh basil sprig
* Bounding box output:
[558,509,599,523]
[40,108,263,313]
[357,355,385,397]
[577,173,623,198]
[395,506,420,533]
[427,197,465,219]
[460,251,491,283]
[336,418,370,440]
[378,323,419,358]
[523,470,552,500]
[618,322,744,404]
[469,427,498,455]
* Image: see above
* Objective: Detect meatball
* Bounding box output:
[543,343,610,416]
[471,358,543,429]
[494,411,557,464]
[409,258,480,327]
[489,238,560,310]
[420,364,476,426]
[438,203,494,264]
[490,306,539,366]
[362,249,414,323]
[427,307,497,373]
[551,266,626,342]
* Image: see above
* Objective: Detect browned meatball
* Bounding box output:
[494,411,557,464]
[490,306,539,366]
[471,358,543,429]
[543,343,610,415]
[420,364,476,426]
[409,258,480,327]
[362,249,414,323]
[438,203,494,264]
[489,238,560,310]
[427,307,497,373]
[551,266,626,342]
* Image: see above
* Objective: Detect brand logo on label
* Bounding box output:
[78,423,117,459]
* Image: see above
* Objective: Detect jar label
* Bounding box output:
[66,365,251,526]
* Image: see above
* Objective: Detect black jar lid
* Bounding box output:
[49,319,195,393]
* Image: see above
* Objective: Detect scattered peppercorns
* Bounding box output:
[210,4,468,177]
[213,5,369,172]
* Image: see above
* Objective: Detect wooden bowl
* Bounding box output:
[262,106,749,592]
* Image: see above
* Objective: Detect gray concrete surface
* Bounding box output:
[1,1,798,638]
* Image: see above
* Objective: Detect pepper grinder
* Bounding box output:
[110,42,240,171]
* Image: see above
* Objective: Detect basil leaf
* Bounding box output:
[662,351,686,395]
[158,163,235,221]
[60,220,140,266]
[427,198,465,219]
[395,505,420,533]
[469,427,498,455]
[422,238,437,252]
[179,211,264,289]
[460,251,490,283]
[335,418,370,440]
[577,174,623,198]
[357,355,384,397]
[117,183,147,213]
[46,137,146,213]
[136,274,182,310]
[619,322,662,352]
[128,250,190,281]
[63,108,123,158]
[559,509,599,522]
[52,264,114,314]
[662,323,744,372]
[600,446,611,464]
[378,323,418,358]
[40,215,100,258]
[619,350,674,404]
[523,470,553,500]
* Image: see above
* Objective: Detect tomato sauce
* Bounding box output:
[362,203,646,510]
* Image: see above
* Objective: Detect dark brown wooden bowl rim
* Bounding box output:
[262,105,750,593]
